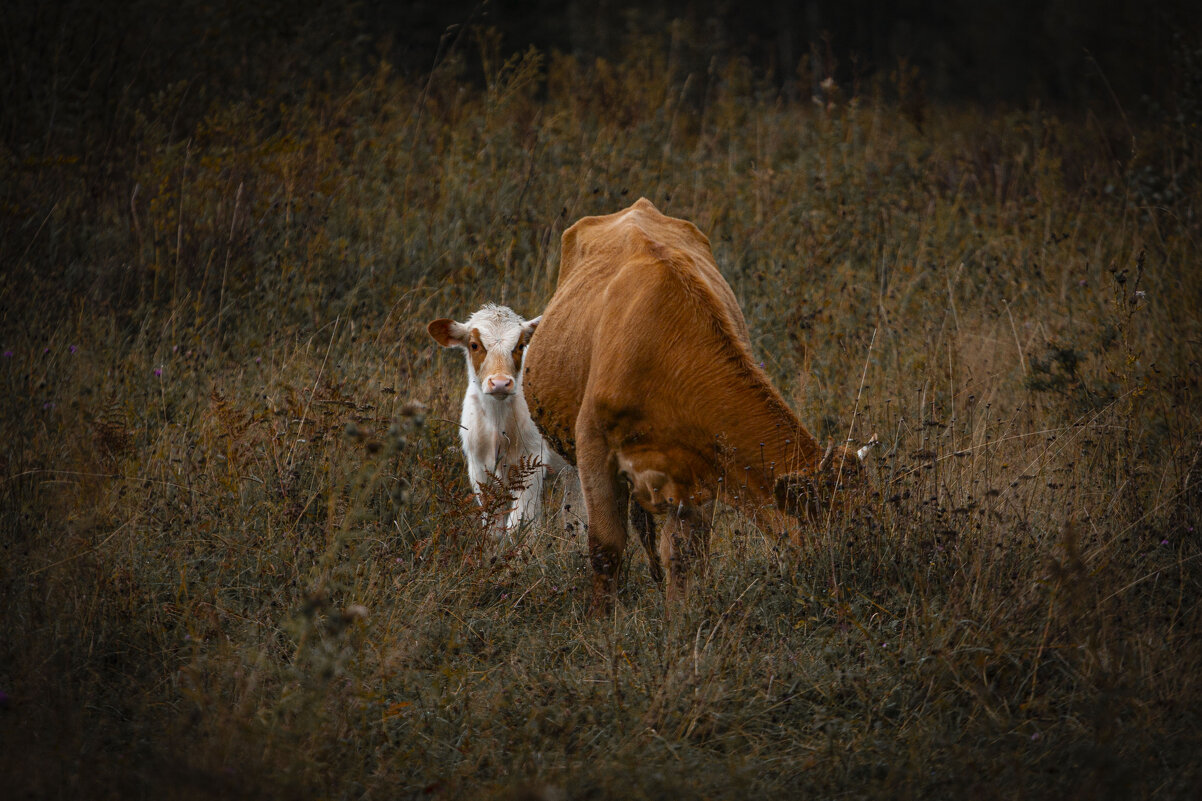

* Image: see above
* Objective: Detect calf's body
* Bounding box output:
[429,304,565,537]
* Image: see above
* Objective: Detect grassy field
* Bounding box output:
[3,39,1201,799]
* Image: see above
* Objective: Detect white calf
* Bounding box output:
[428,304,565,537]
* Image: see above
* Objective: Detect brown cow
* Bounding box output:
[524,198,864,612]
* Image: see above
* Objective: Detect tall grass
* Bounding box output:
[2,37,1200,799]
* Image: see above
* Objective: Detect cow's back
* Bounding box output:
[525,198,754,464]
[556,199,749,342]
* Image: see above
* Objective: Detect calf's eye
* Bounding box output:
[470,342,479,351]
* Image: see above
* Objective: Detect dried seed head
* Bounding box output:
[392,477,412,506]
[400,400,427,427]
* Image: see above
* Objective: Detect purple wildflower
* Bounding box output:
[154,367,162,377]
[69,345,77,354]
[2,351,11,358]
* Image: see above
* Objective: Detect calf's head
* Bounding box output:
[427,304,540,399]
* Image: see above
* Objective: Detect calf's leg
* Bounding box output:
[505,460,544,538]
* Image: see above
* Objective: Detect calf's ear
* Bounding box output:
[523,315,541,335]
[427,319,468,347]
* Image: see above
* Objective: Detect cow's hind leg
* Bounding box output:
[693,499,716,579]
[630,503,662,583]
[658,503,707,608]
[576,414,627,615]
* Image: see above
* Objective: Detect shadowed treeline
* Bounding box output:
[384,0,1198,105]
[3,0,1200,153]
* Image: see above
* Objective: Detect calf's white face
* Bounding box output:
[428,304,540,399]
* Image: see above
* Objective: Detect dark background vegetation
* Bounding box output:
[3,2,1202,799]
[4,0,1200,151]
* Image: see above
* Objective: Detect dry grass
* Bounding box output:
[2,37,1201,800]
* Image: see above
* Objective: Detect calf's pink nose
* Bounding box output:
[485,375,514,395]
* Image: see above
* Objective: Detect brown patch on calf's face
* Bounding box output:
[468,328,487,374]
[511,329,532,372]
